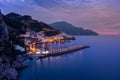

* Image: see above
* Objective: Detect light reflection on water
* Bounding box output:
[19,36,120,80]
[23,50,83,80]
[38,40,76,51]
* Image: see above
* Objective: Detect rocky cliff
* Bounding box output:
[0,10,63,80]
[0,17,8,40]
[0,10,29,80]
[0,10,9,50]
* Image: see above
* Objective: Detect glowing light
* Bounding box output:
[36,49,41,54]
[36,51,41,54]
[42,37,62,43]
[46,51,49,54]
[30,47,36,52]
[42,51,49,54]
[42,51,46,54]
[29,51,32,54]
[32,42,36,45]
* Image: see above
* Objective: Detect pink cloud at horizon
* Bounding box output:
[98,32,120,35]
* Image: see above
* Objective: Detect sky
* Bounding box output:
[0,0,120,34]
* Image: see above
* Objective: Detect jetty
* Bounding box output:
[31,45,89,58]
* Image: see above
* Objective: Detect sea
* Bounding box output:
[18,35,120,80]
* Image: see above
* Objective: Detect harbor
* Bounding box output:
[25,35,89,59]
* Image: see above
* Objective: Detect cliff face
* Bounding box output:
[0,10,9,51]
[0,10,19,80]
[0,10,8,41]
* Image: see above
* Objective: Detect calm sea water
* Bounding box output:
[18,36,120,80]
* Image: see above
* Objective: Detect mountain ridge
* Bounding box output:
[50,21,98,35]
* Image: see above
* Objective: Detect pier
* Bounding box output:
[31,45,89,58]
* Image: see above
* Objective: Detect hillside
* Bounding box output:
[0,11,62,80]
[3,13,61,37]
[50,21,98,35]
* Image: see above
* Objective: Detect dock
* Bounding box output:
[31,45,89,58]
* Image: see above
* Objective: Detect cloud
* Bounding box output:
[0,0,24,3]
[0,0,120,33]
[30,0,93,12]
